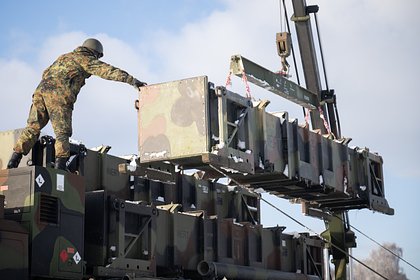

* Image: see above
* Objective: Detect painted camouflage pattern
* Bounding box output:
[0,74,390,279]
[137,75,391,214]
[14,46,136,158]
[83,150,132,199]
[138,76,209,162]
[0,128,326,279]
[0,166,85,279]
[138,76,256,175]
[84,191,157,278]
[15,91,73,158]
[152,206,323,279]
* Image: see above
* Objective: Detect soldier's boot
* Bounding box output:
[55,157,68,171]
[7,152,23,169]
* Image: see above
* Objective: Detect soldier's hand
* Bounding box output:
[132,78,147,90]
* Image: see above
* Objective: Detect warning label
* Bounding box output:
[57,174,64,192]
[36,174,45,188]
[73,252,81,264]
[59,249,68,263]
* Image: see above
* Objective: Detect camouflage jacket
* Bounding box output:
[36,46,135,106]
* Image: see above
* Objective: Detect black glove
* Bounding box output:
[132,78,147,89]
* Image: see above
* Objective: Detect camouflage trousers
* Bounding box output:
[14,90,73,158]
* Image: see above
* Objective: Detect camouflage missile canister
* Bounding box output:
[138,76,209,162]
[136,76,393,215]
[82,150,131,200]
[84,191,157,278]
[137,76,255,175]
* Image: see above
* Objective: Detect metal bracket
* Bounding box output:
[226,107,249,147]
[291,14,310,22]
[118,162,177,183]
[306,5,319,14]
[321,89,335,103]
[229,55,319,109]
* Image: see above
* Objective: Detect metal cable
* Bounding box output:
[281,0,305,119]
[333,102,342,139]
[260,197,389,280]
[206,162,389,279]
[328,212,420,273]
[313,11,342,137]
[279,0,283,32]
[314,12,329,91]
[306,247,322,279]
[207,154,395,279]
[282,0,301,86]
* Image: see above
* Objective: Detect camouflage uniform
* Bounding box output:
[14,46,136,158]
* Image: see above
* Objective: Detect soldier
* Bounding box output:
[7,38,146,170]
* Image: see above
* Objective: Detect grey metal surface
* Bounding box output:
[132,73,393,215]
[290,0,327,133]
[230,55,319,109]
[197,261,320,280]
[138,76,210,162]
[291,0,339,137]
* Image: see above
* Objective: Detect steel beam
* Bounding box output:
[291,0,339,137]
[230,55,319,109]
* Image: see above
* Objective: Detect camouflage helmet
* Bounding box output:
[82,38,103,57]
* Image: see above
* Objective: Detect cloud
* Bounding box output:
[0,32,154,156]
[313,1,420,178]
[66,33,156,156]
[147,0,305,118]
[1,1,418,177]
[146,0,420,179]
[0,1,418,277]
[0,59,38,130]
[38,31,87,67]
[151,0,280,81]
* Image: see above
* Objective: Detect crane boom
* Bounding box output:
[290,1,352,279]
[291,0,339,138]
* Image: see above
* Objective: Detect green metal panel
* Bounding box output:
[0,166,85,279]
[173,210,203,270]
[82,150,131,199]
[230,55,319,109]
[0,194,29,280]
[263,112,286,173]
[297,123,322,184]
[246,224,264,268]
[154,206,173,269]
[85,192,157,278]
[138,76,209,162]
[280,233,295,272]
[261,227,283,270]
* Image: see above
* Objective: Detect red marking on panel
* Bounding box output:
[60,249,68,263]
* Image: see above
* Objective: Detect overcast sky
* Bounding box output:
[1,0,419,278]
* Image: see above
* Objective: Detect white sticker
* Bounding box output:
[73,251,81,264]
[202,185,209,194]
[36,174,45,188]
[57,174,64,192]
